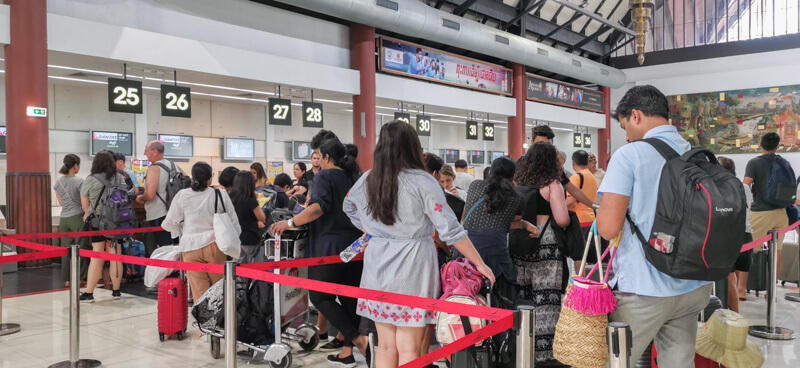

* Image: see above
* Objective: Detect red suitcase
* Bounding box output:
[158,276,188,341]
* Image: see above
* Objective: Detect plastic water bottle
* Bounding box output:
[340,235,372,263]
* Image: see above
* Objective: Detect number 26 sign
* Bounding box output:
[160,85,192,118]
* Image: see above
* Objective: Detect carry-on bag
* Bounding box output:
[122,240,146,280]
[747,246,770,296]
[158,276,188,341]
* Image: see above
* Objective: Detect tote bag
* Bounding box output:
[214,189,241,259]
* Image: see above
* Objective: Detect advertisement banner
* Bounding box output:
[526,74,604,113]
[379,37,512,96]
[268,161,284,184]
[131,159,150,188]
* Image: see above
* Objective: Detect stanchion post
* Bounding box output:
[224,260,237,368]
[749,230,796,340]
[607,322,632,368]
[1,229,22,336]
[49,245,101,368]
[514,305,535,368]
[786,232,800,303]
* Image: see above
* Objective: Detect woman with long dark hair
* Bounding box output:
[162,162,240,299]
[343,121,494,368]
[79,151,127,302]
[271,138,369,367]
[250,162,269,189]
[229,171,267,247]
[511,142,570,363]
[458,157,538,303]
[54,154,87,286]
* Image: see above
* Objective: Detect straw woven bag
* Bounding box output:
[553,226,620,368]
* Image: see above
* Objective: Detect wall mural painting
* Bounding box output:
[668,85,800,154]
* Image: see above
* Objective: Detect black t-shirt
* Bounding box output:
[745,154,782,212]
[234,197,261,246]
[308,169,361,258]
[296,170,316,189]
[462,180,525,232]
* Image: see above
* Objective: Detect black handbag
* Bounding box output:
[508,186,543,257]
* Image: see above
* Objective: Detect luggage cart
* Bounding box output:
[198,227,320,368]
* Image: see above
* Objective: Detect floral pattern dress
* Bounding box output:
[344,169,468,327]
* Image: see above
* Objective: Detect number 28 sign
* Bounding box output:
[108,78,143,114]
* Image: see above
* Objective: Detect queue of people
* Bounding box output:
[49,85,796,368]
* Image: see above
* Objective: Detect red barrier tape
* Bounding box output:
[236,267,511,322]
[778,219,800,236]
[79,249,225,275]
[740,219,800,252]
[400,315,515,368]
[6,226,165,240]
[240,253,363,271]
[0,236,63,252]
[0,249,66,264]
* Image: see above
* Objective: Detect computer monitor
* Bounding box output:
[158,134,194,158]
[223,137,255,160]
[90,130,133,156]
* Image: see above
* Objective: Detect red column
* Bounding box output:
[351,24,376,170]
[4,0,53,267]
[508,63,526,159]
[598,86,612,170]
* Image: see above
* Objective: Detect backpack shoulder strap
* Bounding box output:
[214,189,226,214]
[639,138,679,160]
[462,198,485,224]
[90,174,112,213]
[625,213,650,248]
[154,162,173,174]
[577,172,584,189]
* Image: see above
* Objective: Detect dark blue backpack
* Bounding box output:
[761,155,797,208]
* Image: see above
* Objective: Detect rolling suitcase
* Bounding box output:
[747,247,770,297]
[158,276,188,341]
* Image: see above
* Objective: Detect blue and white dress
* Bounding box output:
[344,169,468,327]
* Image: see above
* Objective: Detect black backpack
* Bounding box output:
[155,161,192,209]
[760,155,797,208]
[626,138,747,281]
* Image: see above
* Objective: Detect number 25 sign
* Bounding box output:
[108,78,143,114]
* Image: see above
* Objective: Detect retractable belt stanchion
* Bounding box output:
[1,229,22,337]
[49,245,101,368]
[607,322,632,368]
[749,230,796,340]
[225,260,237,368]
[786,233,800,303]
[514,306,535,368]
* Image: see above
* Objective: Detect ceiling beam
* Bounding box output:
[549,4,566,22]
[449,0,609,56]
[538,13,582,42]
[569,25,612,52]
[578,0,608,35]
[434,0,446,9]
[452,0,479,16]
[500,0,547,31]
[548,0,635,36]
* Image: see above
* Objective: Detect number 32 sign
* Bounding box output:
[161,85,191,118]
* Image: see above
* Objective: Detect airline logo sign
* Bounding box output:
[94,132,118,141]
[384,48,404,64]
[159,135,181,144]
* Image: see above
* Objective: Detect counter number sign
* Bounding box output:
[394,112,411,126]
[483,123,495,141]
[108,78,143,114]
[466,120,479,140]
[160,85,191,118]
[574,133,583,147]
[302,101,324,128]
[269,98,292,126]
[583,134,592,148]
[416,115,431,136]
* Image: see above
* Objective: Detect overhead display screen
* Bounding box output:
[444,149,460,164]
[224,137,255,160]
[158,134,194,158]
[469,150,485,165]
[91,131,133,156]
[293,141,313,161]
[526,74,604,113]
[0,127,5,154]
[491,151,505,161]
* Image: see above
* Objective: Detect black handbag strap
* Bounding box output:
[214,189,226,214]
[577,172,584,189]
[459,315,482,367]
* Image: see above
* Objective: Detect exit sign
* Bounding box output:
[26,106,47,117]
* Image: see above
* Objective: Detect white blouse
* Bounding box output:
[162,187,241,253]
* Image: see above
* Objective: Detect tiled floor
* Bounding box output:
[2,273,799,367]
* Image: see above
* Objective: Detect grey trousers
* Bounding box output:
[609,283,713,367]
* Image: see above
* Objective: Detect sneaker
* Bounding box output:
[79,292,94,303]
[319,337,346,352]
[112,290,121,299]
[326,354,356,368]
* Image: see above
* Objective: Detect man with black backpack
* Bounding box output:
[744,132,795,280]
[597,86,720,367]
[136,141,190,255]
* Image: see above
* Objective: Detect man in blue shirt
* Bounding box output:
[408,48,423,76]
[597,85,712,367]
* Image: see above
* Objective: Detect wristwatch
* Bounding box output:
[287,218,295,229]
